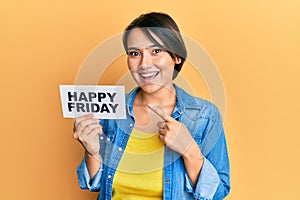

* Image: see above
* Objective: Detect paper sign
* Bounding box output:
[59,85,126,119]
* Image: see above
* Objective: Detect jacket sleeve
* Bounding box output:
[76,155,103,192]
[184,108,230,199]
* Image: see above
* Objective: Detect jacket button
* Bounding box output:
[108,175,112,179]
[100,136,104,140]
[166,179,170,183]
[106,138,111,142]
[118,147,123,151]
[129,123,133,127]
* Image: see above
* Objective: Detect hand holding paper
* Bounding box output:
[73,113,102,162]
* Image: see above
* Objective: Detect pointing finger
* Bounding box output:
[148,104,172,122]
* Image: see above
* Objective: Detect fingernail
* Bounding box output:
[148,104,153,108]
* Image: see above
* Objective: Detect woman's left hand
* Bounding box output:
[148,104,196,156]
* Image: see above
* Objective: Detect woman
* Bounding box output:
[74,12,230,200]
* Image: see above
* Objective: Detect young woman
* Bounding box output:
[74,12,230,200]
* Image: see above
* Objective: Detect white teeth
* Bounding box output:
[140,72,157,78]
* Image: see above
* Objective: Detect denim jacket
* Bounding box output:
[76,85,230,200]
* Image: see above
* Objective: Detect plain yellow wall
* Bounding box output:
[1,0,300,199]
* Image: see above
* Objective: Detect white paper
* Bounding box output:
[59,85,126,119]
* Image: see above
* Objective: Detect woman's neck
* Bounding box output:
[133,84,176,129]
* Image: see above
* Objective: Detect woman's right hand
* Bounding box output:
[73,113,102,160]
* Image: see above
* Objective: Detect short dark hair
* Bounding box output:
[123,12,187,79]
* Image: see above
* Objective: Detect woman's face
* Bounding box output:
[126,28,181,94]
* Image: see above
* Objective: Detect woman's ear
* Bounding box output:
[175,57,182,64]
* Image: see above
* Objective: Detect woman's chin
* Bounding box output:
[139,82,173,95]
[139,83,162,94]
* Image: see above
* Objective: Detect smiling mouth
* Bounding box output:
[139,71,159,82]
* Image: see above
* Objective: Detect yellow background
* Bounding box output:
[1,0,300,199]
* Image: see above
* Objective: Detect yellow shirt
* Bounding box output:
[112,129,164,199]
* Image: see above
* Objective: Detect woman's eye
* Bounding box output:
[153,49,161,54]
[129,51,140,56]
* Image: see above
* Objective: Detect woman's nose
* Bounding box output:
[139,52,152,67]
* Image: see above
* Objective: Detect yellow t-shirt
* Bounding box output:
[112,129,164,199]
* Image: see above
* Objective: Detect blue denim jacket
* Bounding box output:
[76,85,230,200]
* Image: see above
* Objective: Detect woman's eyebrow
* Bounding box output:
[127,45,159,51]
